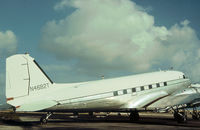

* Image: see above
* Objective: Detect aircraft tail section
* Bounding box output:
[6,54,53,104]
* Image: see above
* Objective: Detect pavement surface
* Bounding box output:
[0,112,200,130]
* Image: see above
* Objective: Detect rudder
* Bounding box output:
[6,54,53,101]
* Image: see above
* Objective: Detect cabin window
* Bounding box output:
[123,89,127,94]
[140,86,144,91]
[183,75,185,79]
[113,91,118,96]
[132,88,136,92]
[156,83,160,88]
[149,85,152,89]
[164,82,167,86]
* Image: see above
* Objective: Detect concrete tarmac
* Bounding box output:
[0,112,200,130]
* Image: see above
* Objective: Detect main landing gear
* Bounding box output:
[170,105,187,123]
[129,111,140,121]
[173,111,187,123]
[40,112,53,124]
[89,112,94,117]
[191,107,200,120]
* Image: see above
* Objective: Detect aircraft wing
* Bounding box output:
[121,91,169,108]
[147,90,200,109]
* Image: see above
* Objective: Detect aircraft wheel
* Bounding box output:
[192,114,199,120]
[89,112,93,116]
[174,112,187,123]
[40,117,48,124]
[173,112,178,121]
[192,112,200,120]
[130,111,139,121]
[198,112,200,118]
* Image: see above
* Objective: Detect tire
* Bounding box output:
[192,114,198,120]
[40,117,48,124]
[130,111,139,121]
[175,112,187,123]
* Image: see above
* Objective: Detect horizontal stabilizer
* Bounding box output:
[0,103,13,111]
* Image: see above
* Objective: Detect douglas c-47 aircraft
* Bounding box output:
[5,54,191,123]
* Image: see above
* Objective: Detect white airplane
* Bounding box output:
[5,54,191,123]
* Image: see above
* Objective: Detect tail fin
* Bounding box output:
[6,54,53,100]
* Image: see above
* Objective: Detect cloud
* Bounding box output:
[41,63,101,82]
[54,0,70,10]
[0,28,17,99]
[40,0,200,82]
[0,30,17,57]
[0,73,4,86]
[0,73,5,97]
[42,64,71,72]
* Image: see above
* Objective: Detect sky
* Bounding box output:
[0,0,200,100]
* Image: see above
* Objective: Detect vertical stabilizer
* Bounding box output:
[6,54,53,101]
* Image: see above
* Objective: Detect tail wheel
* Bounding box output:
[40,117,48,124]
[40,112,52,124]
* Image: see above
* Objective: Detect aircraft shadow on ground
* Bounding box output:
[1,116,199,128]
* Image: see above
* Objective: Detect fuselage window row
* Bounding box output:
[113,81,168,96]
[61,79,184,104]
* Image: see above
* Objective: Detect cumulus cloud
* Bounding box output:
[41,63,101,82]
[42,64,71,72]
[0,73,4,86]
[0,73,5,97]
[0,30,17,57]
[40,0,200,82]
